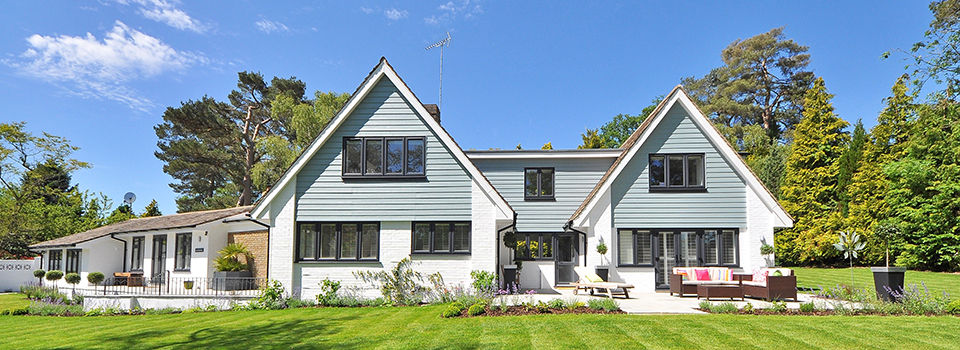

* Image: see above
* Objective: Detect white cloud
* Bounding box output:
[115,0,206,33]
[255,19,289,33]
[6,21,205,111]
[384,8,408,20]
[425,0,483,24]
[359,6,374,14]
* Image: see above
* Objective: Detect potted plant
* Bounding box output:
[213,243,253,291]
[183,280,195,290]
[760,240,776,268]
[871,222,906,301]
[595,240,609,281]
[501,231,522,289]
[833,231,865,288]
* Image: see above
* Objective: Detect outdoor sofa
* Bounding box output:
[572,267,635,299]
[739,267,798,301]
[669,267,739,297]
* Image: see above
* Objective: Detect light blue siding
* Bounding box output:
[295,77,473,221]
[612,103,747,228]
[473,158,613,232]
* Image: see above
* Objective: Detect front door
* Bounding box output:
[555,233,578,285]
[151,235,167,283]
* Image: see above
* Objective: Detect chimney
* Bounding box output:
[424,104,441,123]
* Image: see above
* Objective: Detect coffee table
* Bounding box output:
[697,284,744,301]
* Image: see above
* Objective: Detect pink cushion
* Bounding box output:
[695,269,711,281]
[752,270,769,284]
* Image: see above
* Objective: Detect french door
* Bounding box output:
[654,230,702,289]
[151,235,167,283]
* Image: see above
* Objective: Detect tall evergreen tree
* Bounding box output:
[777,78,850,265]
[837,120,867,215]
[141,199,162,217]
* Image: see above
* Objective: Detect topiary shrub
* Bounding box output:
[45,270,64,282]
[87,272,105,286]
[33,270,45,285]
[64,273,81,291]
[467,303,486,316]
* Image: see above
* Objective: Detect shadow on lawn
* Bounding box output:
[94,311,374,349]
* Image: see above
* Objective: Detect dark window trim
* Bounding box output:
[48,250,63,271]
[410,222,472,254]
[514,232,562,261]
[295,222,381,262]
[616,228,739,268]
[65,249,81,274]
[342,136,426,178]
[130,236,144,272]
[648,153,706,191]
[524,167,556,201]
[174,232,192,272]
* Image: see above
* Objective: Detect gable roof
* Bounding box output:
[29,206,252,249]
[568,86,793,228]
[250,58,514,220]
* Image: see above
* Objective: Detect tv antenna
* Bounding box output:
[425,32,451,109]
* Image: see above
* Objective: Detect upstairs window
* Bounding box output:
[524,167,555,200]
[343,137,425,178]
[649,153,704,191]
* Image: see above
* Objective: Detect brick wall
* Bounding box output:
[227,230,269,280]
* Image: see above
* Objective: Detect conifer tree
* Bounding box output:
[141,199,162,217]
[777,78,850,265]
[837,120,867,215]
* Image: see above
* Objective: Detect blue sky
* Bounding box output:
[0,1,934,215]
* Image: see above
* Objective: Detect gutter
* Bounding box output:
[495,212,518,285]
[563,220,588,268]
[109,234,127,272]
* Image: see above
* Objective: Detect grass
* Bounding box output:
[0,304,958,349]
[0,293,31,312]
[792,267,960,297]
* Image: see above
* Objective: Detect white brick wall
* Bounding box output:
[267,182,297,293]
[744,186,775,271]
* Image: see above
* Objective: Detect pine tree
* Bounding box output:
[777,78,850,265]
[141,199,162,217]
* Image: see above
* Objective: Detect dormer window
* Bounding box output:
[343,137,425,178]
[524,167,555,200]
[649,153,704,191]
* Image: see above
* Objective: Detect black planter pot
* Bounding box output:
[595,266,609,281]
[214,270,253,291]
[502,265,518,289]
[871,266,906,301]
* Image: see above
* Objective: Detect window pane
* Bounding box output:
[527,236,539,259]
[340,224,358,259]
[433,223,450,252]
[413,223,431,252]
[540,169,554,196]
[679,231,697,267]
[320,224,337,259]
[668,155,685,186]
[637,230,652,264]
[687,155,703,187]
[524,169,539,197]
[453,223,470,252]
[514,235,529,259]
[298,224,317,260]
[364,139,383,174]
[649,156,665,186]
[721,230,737,265]
[386,139,404,174]
[405,139,425,174]
[618,230,634,265]
[361,224,378,259]
[703,230,718,264]
[540,235,552,258]
[344,139,363,174]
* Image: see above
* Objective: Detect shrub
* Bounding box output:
[547,298,565,310]
[888,283,951,315]
[799,302,816,313]
[26,300,83,316]
[588,298,620,312]
[45,270,64,282]
[144,307,181,315]
[33,269,45,284]
[87,272,105,285]
[770,301,788,313]
[214,243,252,272]
[11,308,28,316]
[741,303,754,313]
[469,270,496,295]
[286,298,316,309]
[316,278,341,306]
[564,299,586,310]
[355,258,429,306]
[467,302,486,316]
[64,273,81,286]
[20,285,69,304]
[250,280,287,310]
[711,302,738,314]
[698,300,713,311]
[441,302,465,318]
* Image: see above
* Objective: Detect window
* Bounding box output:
[649,153,705,190]
[296,222,379,261]
[524,168,555,200]
[411,222,471,254]
[720,229,737,265]
[65,249,81,273]
[515,233,554,260]
[48,250,62,271]
[343,137,425,177]
[131,236,144,271]
[175,233,192,271]
[617,229,654,266]
[617,228,738,267]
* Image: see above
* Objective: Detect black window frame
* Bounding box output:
[48,250,62,271]
[295,222,380,262]
[410,222,472,254]
[514,233,558,261]
[523,167,555,201]
[131,236,144,271]
[648,153,706,192]
[616,228,739,268]
[174,232,192,271]
[342,136,426,179]
[65,249,81,274]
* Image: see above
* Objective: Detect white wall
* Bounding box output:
[0,259,41,292]
[267,181,297,292]
[744,186,775,271]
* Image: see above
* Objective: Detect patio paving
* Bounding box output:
[498,289,831,314]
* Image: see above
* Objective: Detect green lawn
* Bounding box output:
[792,267,960,297]
[0,305,958,349]
[0,293,30,312]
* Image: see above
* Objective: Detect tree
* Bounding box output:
[106,204,136,224]
[541,142,553,150]
[899,0,960,98]
[683,27,815,140]
[578,101,658,149]
[837,120,867,215]
[141,199,162,217]
[777,78,850,265]
[718,123,791,198]
[578,129,605,149]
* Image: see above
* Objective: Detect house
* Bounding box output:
[29,206,266,289]
[248,57,793,299]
